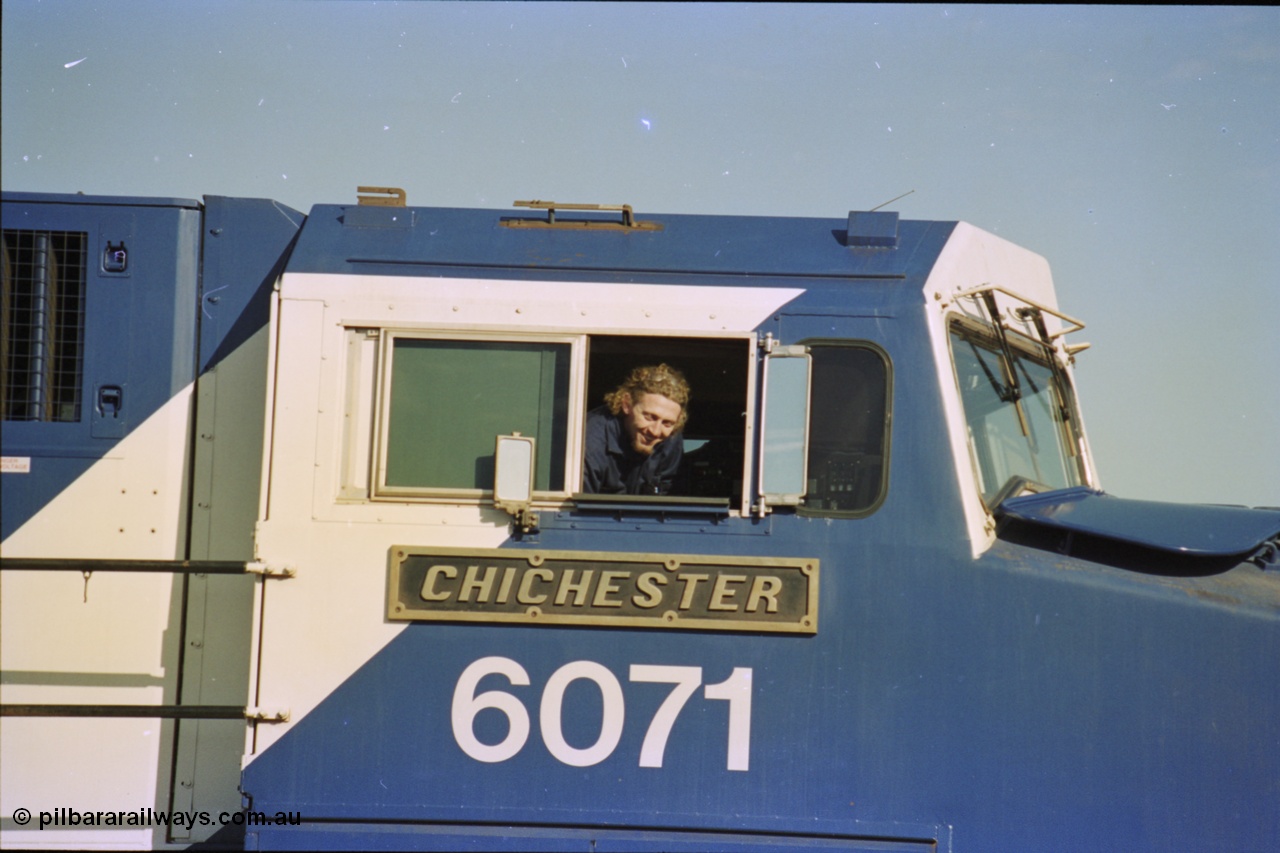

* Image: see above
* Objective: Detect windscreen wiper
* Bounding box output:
[978,289,1030,436]
[1016,306,1076,453]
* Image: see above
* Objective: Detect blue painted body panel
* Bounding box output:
[248,822,938,852]
[198,196,305,375]
[1,191,203,209]
[1000,487,1280,557]
[243,527,1279,851]
[285,203,954,292]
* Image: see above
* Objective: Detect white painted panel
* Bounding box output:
[0,575,182,851]
[280,273,804,335]
[1,385,194,560]
[1,714,167,849]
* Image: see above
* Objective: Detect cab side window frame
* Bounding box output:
[371,330,584,501]
[797,340,893,518]
[349,327,758,511]
[755,338,892,518]
[947,316,1086,506]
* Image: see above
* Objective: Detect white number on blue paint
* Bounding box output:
[540,660,625,767]
[629,665,702,768]
[703,667,753,771]
[450,657,752,771]
[450,656,531,763]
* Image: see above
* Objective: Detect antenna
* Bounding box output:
[869,189,915,212]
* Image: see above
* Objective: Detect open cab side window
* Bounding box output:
[582,335,754,508]
[347,329,892,518]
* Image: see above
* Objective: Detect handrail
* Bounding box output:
[944,283,1086,339]
[0,704,289,721]
[0,557,292,721]
[0,558,294,577]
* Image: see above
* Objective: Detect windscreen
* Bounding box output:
[951,323,1083,503]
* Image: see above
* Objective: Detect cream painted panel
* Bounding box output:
[1,712,163,848]
[0,570,178,676]
[280,274,805,334]
[259,298,326,527]
[1,385,194,560]
[0,657,179,851]
[0,570,183,849]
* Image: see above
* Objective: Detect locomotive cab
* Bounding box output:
[4,191,1277,852]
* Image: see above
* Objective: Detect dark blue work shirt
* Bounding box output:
[583,405,683,495]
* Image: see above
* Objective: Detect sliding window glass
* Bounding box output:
[800,343,891,516]
[377,334,573,498]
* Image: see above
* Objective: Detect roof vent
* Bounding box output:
[846,211,899,248]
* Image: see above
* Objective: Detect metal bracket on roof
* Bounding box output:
[357,186,407,207]
[502,200,663,231]
[347,188,413,228]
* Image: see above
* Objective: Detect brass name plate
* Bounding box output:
[388,547,818,634]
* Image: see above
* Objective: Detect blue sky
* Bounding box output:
[4,2,1277,506]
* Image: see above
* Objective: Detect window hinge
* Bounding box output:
[245,707,291,723]
[244,562,296,579]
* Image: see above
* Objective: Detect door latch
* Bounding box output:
[98,386,123,418]
[103,241,128,273]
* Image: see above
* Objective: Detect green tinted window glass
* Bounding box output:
[384,338,569,492]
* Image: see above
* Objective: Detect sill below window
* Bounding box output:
[571,493,733,517]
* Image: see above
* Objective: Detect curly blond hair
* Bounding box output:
[603,363,690,431]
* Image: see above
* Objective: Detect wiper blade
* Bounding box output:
[978,290,1029,436]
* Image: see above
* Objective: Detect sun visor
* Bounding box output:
[997,487,1280,567]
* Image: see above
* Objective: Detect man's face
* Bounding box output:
[620,392,682,456]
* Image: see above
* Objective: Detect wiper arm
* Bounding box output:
[1016,306,1076,454]
[979,290,1030,436]
[967,341,1012,402]
[979,290,1022,402]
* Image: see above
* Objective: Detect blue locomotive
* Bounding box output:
[2,188,1277,851]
